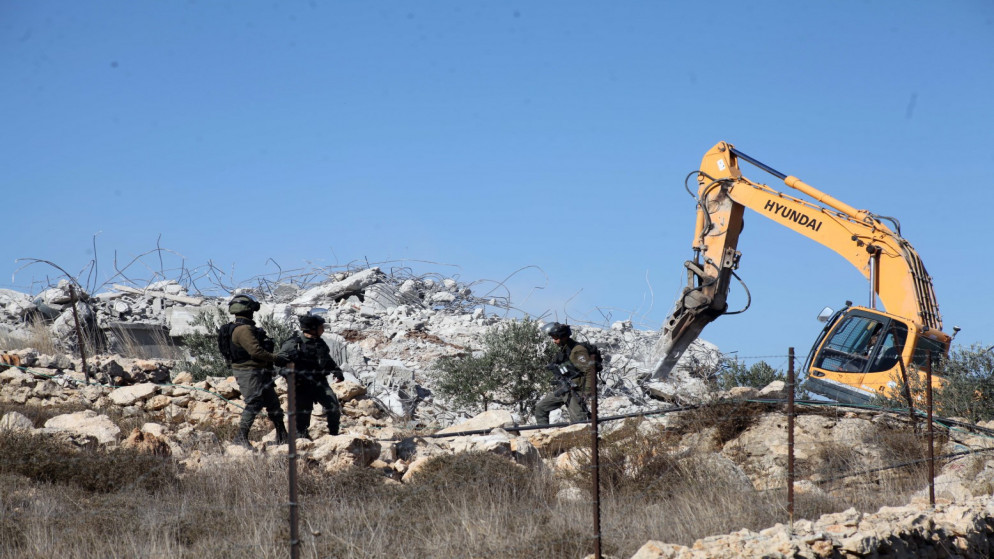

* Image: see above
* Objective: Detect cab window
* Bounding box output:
[867,323,908,372]
[911,336,946,372]
[814,315,883,373]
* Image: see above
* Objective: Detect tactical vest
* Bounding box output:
[291,335,322,372]
[228,318,273,364]
[552,340,577,366]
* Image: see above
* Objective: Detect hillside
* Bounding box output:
[2,266,994,558]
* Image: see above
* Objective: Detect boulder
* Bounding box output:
[310,434,381,473]
[121,427,171,456]
[108,383,158,406]
[0,411,34,431]
[44,410,120,445]
[436,409,514,436]
[331,380,366,402]
[526,424,589,456]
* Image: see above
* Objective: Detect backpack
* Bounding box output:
[578,341,604,373]
[217,322,239,366]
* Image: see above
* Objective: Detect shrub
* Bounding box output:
[433,352,503,411]
[431,318,555,414]
[588,418,681,497]
[178,305,295,381]
[716,357,784,390]
[674,400,773,446]
[406,452,534,499]
[178,305,229,381]
[931,343,994,422]
[0,431,177,493]
[299,463,392,499]
[257,311,296,348]
[874,343,994,422]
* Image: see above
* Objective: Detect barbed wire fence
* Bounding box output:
[1,366,994,551]
[3,270,993,556]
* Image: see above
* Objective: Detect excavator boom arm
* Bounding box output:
[651,142,942,379]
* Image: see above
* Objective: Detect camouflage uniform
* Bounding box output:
[278,334,344,437]
[229,316,287,443]
[534,340,596,425]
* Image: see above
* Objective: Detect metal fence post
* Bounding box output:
[589,365,601,559]
[286,369,300,559]
[787,347,795,532]
[896,359,917,430]
[926,352,935,507]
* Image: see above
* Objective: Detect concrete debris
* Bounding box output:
[0,266,736,432]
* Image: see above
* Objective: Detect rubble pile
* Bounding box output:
[0,267,719,426]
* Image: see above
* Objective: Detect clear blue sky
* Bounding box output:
[3,1,993,364]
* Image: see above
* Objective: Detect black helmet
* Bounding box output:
[541,322,571,339]
[299,314,326,332]
[228,293,261,315]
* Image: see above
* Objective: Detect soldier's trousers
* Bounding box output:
[534,390,589,426]
[233,368,285,432]
[294,378,342,436]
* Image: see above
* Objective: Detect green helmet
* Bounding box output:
[228,294,261,315]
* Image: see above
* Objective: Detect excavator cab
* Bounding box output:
[803,304,948,404]
[651,141,952,402]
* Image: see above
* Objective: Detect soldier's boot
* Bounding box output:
[271,415,289,445]
[296,419,312,440]
[233,424,252,448]
[327,415,340,437]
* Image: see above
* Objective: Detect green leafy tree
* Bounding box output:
[178,306,230,381]
[178,305,295,381]
[432,318,555,414]
[433,353,502,412]
[878,343,994,422]
[257,312,295,348]
[716,357,784,390]
[933,343,994,421]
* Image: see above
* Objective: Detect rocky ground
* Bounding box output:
[3,267,994,558]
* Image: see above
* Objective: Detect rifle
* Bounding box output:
[546,363,582,397]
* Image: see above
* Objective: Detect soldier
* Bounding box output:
[278,314,344,438]
[224,294,289,446]
[534,322,596,426]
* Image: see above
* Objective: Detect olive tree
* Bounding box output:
[179,305,295,381]
[432,318,555,414]
[716,357,784,390]
[874,343,994,422]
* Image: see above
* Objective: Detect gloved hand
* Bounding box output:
[274,355,290,367]
[544,363,559,372]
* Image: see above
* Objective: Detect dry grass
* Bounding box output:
[671,400,775,446]
[2,320,186,362]
[0,320,59,355]
[0,402,948,558]
[0,445,590,559]
[799,420,938,511]
[0,402,100,429]
[113,325,187,360]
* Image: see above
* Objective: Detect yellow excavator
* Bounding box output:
[651,141,954,404]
